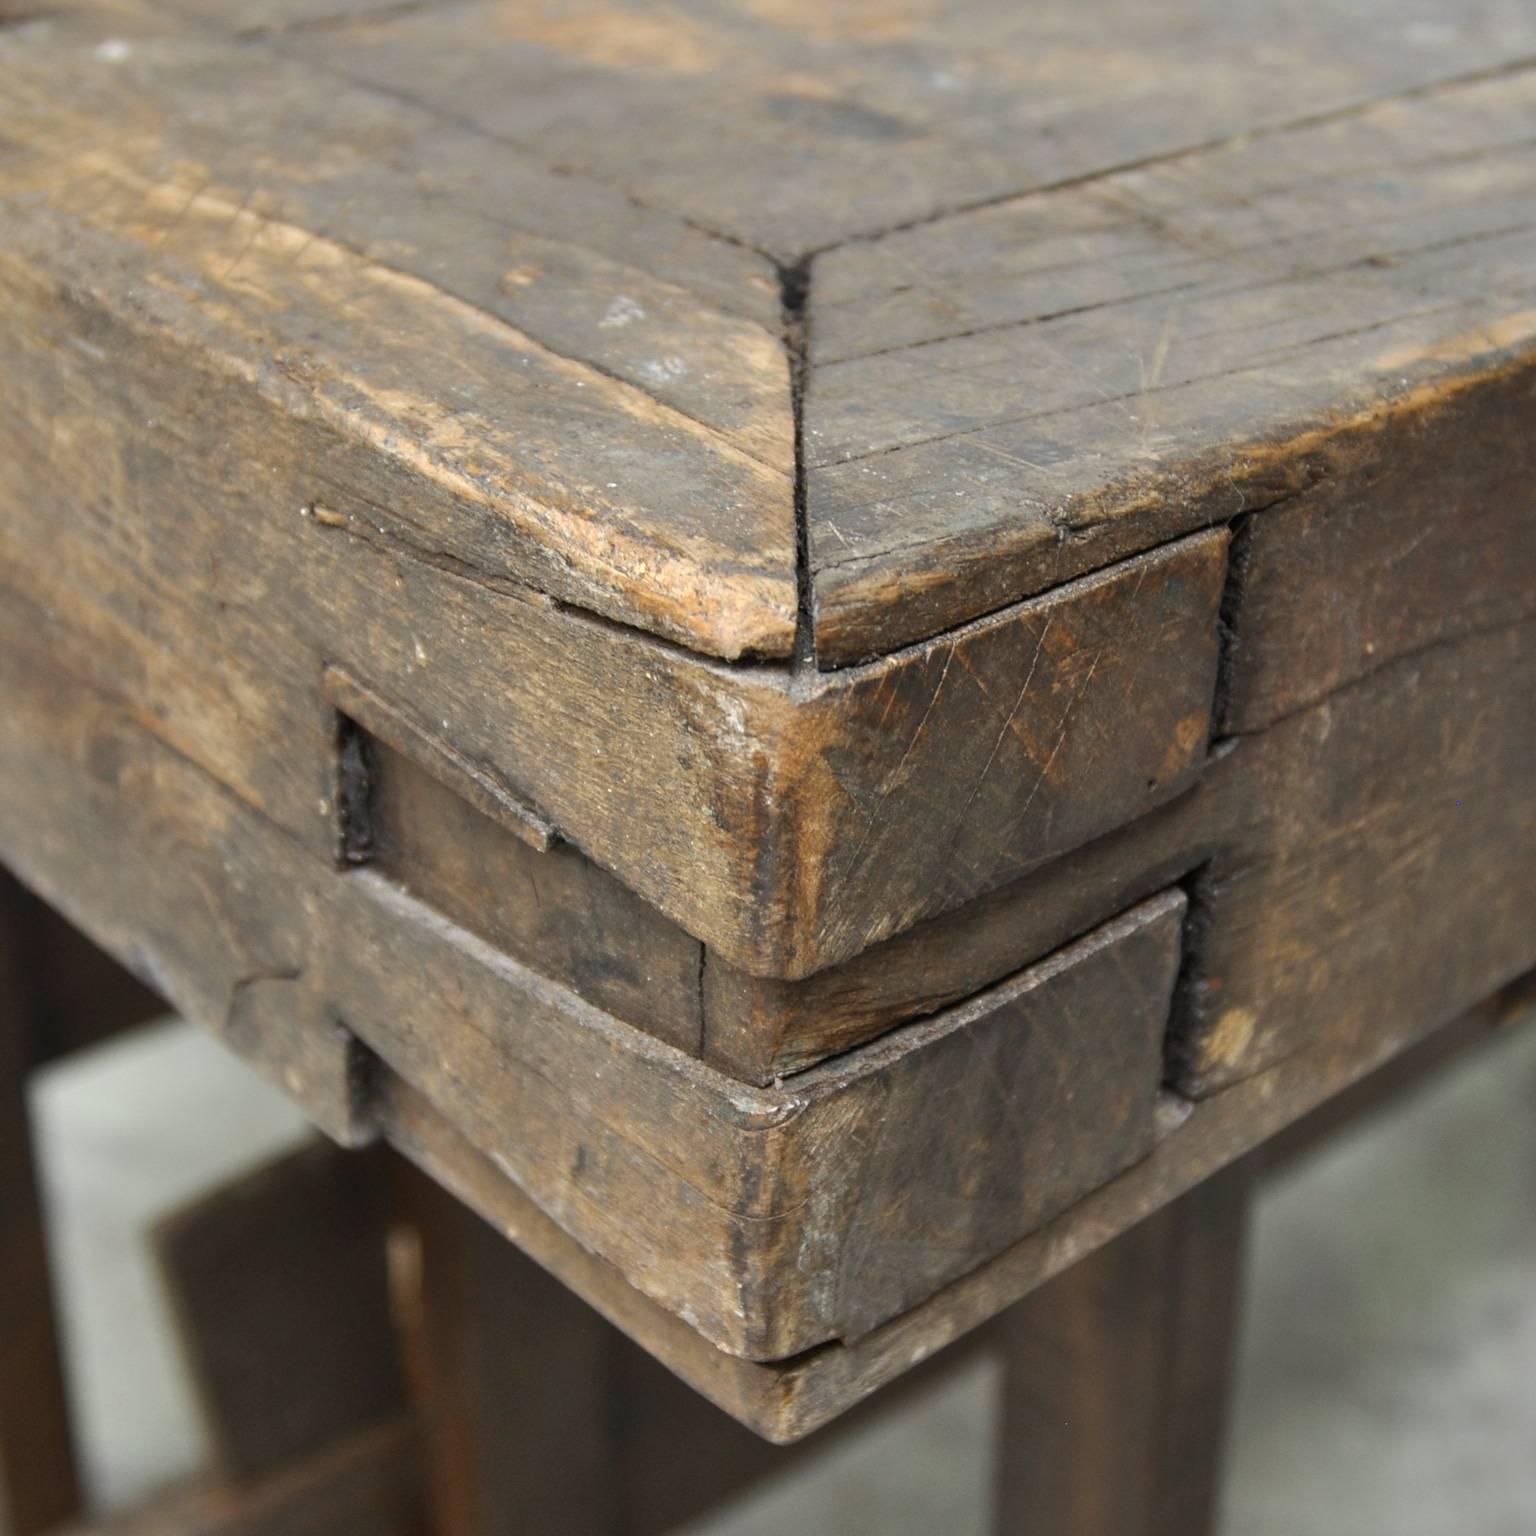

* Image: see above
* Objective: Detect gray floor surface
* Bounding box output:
[19,1014,1536,1534]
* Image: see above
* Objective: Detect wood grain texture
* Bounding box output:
[319,663,1207,1083]
[394,1151,993,1536]
[363,737,704,1057]
[995,1162,1250,1536]
[8,0,1536,1449]
[0,236,799,974]
[8,3,1536,674]
[0,18,796,661]
[808,68,1536,657]
[0,180,1219,980]
[765,531,1224,974]
[297,0,1536,257]
[1173,617,1536,1095]
[0,611,1188,1360]
[1165,366,1536,1092]
[382,984,1536,1442]
[703,787,1212,1082]
[1219,368,1536,733]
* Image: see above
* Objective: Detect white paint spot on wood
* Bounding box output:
[599,295,646,329]
[640,355,689,384]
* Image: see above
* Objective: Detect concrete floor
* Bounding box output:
[22,1013,1536,1534]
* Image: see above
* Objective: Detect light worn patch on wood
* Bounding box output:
[0,21,796,661]
[0,227,1223,978]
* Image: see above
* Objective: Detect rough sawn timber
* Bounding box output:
[0,602,1189,1359]
[7,7,1536,982]
[0,226,1222,985]
[6,0,1536,1452]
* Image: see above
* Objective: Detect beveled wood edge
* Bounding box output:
[13,10,1536,673]
[0,206,1230,982]
[322,665,557,854]
[382,973,1536,1442]
[1,9,800,665]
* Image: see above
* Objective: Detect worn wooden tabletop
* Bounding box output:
[2,0,1535,1440]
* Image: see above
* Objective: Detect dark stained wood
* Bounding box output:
[349,544,1221,1077]
[1219,367,1536,734]
[159,0,1536,662]
[0,610,1189,1359]
[1155,353,1536,1096]
[7,0,1536,1464]
[1173,617,1536,1094]
[363,735,704,1057]
[155,1141,406,1482]
[30,894,164,1065]
[609,1310,995,1535]
[704,786,1214,1082]
[55,1421,422,1536]
[394,1159,623,1536]
[761,530,1225,973]
[0,874,84,1535]
[347,858,1180,1351]
[327,683,1206,1084]
[6,414,1529,1406]
[0,154,1221,978]
[324,668,557,857]
[995,1162,1251,1536]
[376,980,1536,1442]
[396,1151,998,1536]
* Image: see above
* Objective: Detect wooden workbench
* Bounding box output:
[2,0,1534,1520]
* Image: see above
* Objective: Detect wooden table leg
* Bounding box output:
[0,871,84,1535]
[391,1161,625,1536]
[393,1155,1012,1536]
[994,1162,1252,1536]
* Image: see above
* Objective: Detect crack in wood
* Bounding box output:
[779,254,816,668]
[796,50,1536,262]
[819,217,1536,371]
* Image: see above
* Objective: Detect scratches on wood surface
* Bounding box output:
[0,24,797,659]
[9,4,1536,668]
[5,0,1536,986]
[10,4,1536,1427]
[0,587,1194,1355]
[806,63,1536,655]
